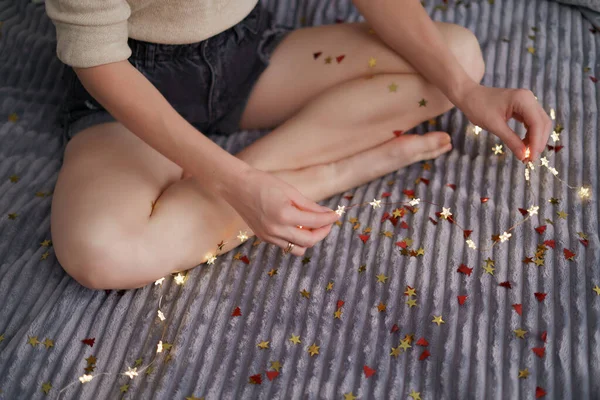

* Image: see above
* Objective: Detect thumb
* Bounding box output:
[492,120,527,160]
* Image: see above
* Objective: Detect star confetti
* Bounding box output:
[368,57,377,68]
[563,248,576,261]
[514,328,527,339]
[257,341,270,349]
[231,307,242,317]
[399,338,411,351]
[513,304,523,315]
[308,343,320,356]
[532,347,545,358]
[344,393,358,400]
[43,338,54,349]
[336,55,345,63]
[535,292,547,302]
[300,289,310,298]
[418,98,428,107]
[432,315,445,326]
[377,302,387,312]
[404,286,417,297]
[519,368,530,379]
[536,387,547,398]
[457,264,473,276]
[266,370,279,381]
[363,365,376,378]
[593,285,600,296]
[369,199,382,209]
[406,298,418,308]
[249,374,262,385]
[409,390,422,400]
[8,112,18,122]
[289,334,301,345]
[457,295,468,305]
[440,207,452,219]
[28,336,40,347]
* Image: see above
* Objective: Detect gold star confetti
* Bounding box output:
[557,210,568,219]
[9,175,19,183]
[390,345,401,357]
[8,112,18,122]
[79,374,93,383]
[134,358,143,367]
[257,341,270,349]
[289,334,301,345]
[416,247,425,256]
[120,384,129,393]
[324,56,332,64]
[369,198,382,209]
[388,82,398,92]
[300,289,310,298]
[404,286,417,297]
[432,315,445,326]
[528,205,539,215]
[40,239,52,247]
[492,144,504,155]
[308,343,320,356]
[499,231,512,242]
[527,46,536,54]
[237,231,249,242]
[349,217,358,224]
[334,309,342,319]
[579,187,591,200]
[392,208,404,218]
[519,368,530,379]
[270,360,282,372]
[145,366,154,375]
[302,256,311,265]
[40,251,50,260]
[7,213,17,220]
[409,389,422,400]
[326,281,334,291]
[27,336,40,347]
[482,264,495,275]
[335,205,346,216]
[593,285,600,296]
[399,338,412,352]
[124,366,138,379]
[376,274,388,283]
[174,273,185,285]
[377,302,387,312]
[0,334,4,343]
[334,220,342,227]
[368,57,377,67]
[549,197,560,205]
[344,392,358,400]
[406,298,417,308]
[43,338,54,349]
[440,207,452,219]
[418,98,428,107]
[267,268,278,277]
[514,328,527,339]
[41,381,52,395]
[358,264,366,273]
[252,239,262,247]
[534,258,545,267]
[381,230,393,238]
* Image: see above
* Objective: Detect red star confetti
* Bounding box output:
[513,304,523,315]
[403,189,415,198]
[363,365,376,378]
[231,307,242,317]
[534,292,547,302]
[481,197,490,203]
[240,255,250,264]
[518,208,528,216]
[419,178,430,186]
[400,221,409,229]
[547,144,564,153]
[336,55,345,63]
[336,300,345,309]
[535,225,547,235]
[457,264,473,276]
[313,51,322,59]
[393,130,404,137]
[416,337,429,346]
[499,281,512,289]
[249,374,262,385]
[457,295,468,305]
[381,212,390,223]
[590,76,598,83]
[563,248,576,261]
[544,240,555,249]
[266,371,279,381]
[447,184,457,190]
[381,191,391,198]
[463,230,473,239]
[532,347,545,358]
[419,350,431,360]
[541,331,547,342]
[81,338,95,347]
[536,386,547,398]
[343,195,354,201]
[359,234,370,243]
[391,324,400,333]
[523,257,534,265]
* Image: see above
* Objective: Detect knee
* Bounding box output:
[444,23,486,83]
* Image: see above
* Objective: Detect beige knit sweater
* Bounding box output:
[46,0,259,68]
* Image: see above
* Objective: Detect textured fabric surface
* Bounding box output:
[0,0,599,399]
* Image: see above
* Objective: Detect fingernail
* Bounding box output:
[321,205,333,212]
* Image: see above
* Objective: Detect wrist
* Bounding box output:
[446,76,480,107]
[212,158,254,198]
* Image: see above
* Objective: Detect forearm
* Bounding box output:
[74,61,248,194]
[353,0,477,103]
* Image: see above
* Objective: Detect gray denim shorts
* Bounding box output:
[59,2,293,143]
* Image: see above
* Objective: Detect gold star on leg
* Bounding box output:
[418,98,428,107]
[388,82,398,92]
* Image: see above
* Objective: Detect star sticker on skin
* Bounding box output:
[344,393,358,400]
[390,345,401,357]
[368,57,377,67]
[593,285,600,296]
[335,205,346,216]
[326,281,334,291]
[324,56,332,64]
[257,341,270,349]
[267,268,278,277]
[377,302,387,312]
[418,98,428,107]
[440,207,452,219]
[289,334,301,345]
[409,198,420,206]
[409,390,422,400]
[388,82,398,92]
[406,298,417,308]
[41,381,52,395]
[27,336,40,347]
[43,338,54,349]
[551,130,560,142]
[237,231,249,242]
[432,315,445,326]
[492,144,504,155]
[308,343,320,356]
[376,274,388,283]
[399,338,412,351]
[514,328,527,339]
[499,231,512,242]
[528,205,539,215]
[334,309,343,319]
[482,264,495,275]
[369,199,382,209]
[519,368,530,379]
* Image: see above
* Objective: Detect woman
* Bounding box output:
[47,0,551,290]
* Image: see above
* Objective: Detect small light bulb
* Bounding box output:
[473,125,482,135]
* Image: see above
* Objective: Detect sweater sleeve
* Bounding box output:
[45,0,132,68]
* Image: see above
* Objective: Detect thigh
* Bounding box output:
[240,21,477,130]
[51,123,183,270]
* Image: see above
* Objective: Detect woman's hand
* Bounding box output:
[456,84,552,161]
[220,167,340,256]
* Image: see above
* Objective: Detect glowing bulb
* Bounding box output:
[206,254,217,265]
[550,108,555,120]
[473,125,482,135]
[157,340,163,353]
[335,205,346,216]
[124,367,138,379]
[237,231,249,242]
[499,232,512,242]
[79,374,93,383]
[174,273,185,285]
[579,187,591,200]
[157,310,165,321]
[524,147,531,159]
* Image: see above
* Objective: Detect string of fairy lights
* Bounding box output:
[56,108,591,397]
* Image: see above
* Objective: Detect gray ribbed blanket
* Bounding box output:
[0,0,598,399]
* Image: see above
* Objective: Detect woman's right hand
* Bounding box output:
[220,167,341,256]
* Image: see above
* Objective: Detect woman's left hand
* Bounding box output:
[456,84,552,161]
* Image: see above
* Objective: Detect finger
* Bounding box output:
[286,223,333,248]
[270,236,306,257]
[292,192,334,213]
[492,120,526,160]
[513,90,548,159]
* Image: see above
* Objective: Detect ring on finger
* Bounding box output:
[284,242,295,254]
